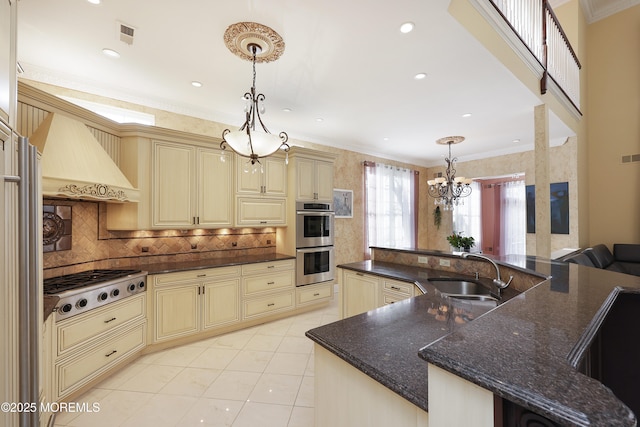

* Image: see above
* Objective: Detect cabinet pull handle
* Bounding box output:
[260,221,267,224]
[267,265,275,269]
[390,286,401,291]
[267,303,275,307]
[356,273,364,276]
[104,317,117,323]
[105,350,117,357]
[313,293,320,296]
[267,281,275,285]
[197,274,207,277]
[193,216,197,224]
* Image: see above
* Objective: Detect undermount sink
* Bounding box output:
[427,278,491,296]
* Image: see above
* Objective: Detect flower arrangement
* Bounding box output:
[446,231,475,251]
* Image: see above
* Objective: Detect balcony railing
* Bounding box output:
[487,0,581,112]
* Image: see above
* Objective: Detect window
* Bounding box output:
[364,161,418,258]
[452,181,482,250]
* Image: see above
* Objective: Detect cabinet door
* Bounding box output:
[263,156,287,196]
[236,197,286,226]
[236,157,263,194]
[0,0,15,126]
[295,157,316,200]
[202,278,240,329]
[153,142,195,227]
[343,271,379,318]
[315,160,334,201]
[198,148,233,227]
[154,284,200,342]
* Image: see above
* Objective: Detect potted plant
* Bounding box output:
[446,231,475,252]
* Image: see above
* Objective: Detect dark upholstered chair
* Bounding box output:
[564,253,596,267]
[583,244,640,276]
[583,244,615,269]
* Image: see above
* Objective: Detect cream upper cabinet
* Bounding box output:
[152,140,233,228]
[0,0,17,128]
[236,155,287,196]
[294,157,334,201]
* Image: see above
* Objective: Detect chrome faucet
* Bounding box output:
[461,253,513,292]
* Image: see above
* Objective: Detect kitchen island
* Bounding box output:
[306,248,639,426]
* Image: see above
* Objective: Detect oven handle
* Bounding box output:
[296,211,335,216]
[296,246,334,253]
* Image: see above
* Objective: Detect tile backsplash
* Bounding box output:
[43,198,276,279]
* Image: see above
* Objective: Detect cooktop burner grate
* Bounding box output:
[43,269,141,294]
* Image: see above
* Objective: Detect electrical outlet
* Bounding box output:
[439,258,451,267]
[141,247,149,253]
[191,243,197,249]
[418,256,428,264]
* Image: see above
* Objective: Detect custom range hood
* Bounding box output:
[30,113,139,202]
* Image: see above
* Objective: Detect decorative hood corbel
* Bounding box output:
[29,113,139,203]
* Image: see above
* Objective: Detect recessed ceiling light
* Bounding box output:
[513,139,521,143]
[316,118,324,122]
[191,81,202,88]
[87,0,100,4]
[102,48,120,58]
[282,108,292,113]
[414,73,427,80]
[383,137,389,141]
[462,113,472,118]
[400,22,414,34]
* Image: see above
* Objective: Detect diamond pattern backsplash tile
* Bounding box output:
[43,199,277,278]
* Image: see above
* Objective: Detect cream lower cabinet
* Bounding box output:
[152,141,233,229]
[340,268,418,318]
[343,270,380,318]
[241,259,295,320]
[52,294,146,401]
[151,266,241,343]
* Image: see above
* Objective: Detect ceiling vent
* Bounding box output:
[621,154,640,164]
[118,22,136,45]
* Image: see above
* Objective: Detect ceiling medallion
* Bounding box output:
[436,135,465,145]
[223,22,285,63]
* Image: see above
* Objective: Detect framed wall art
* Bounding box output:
[333,189,353,218]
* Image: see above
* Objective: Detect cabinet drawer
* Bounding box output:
[381,292,409,305]
[243,271,294,296]
[297,283,333,305]
[241,259,295,275]
[382,279,414,297]
[56,321,146,399]
[243,292,294,319]
[56,294,146,356]
[153,266,241,286]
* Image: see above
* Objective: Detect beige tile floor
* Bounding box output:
[53,296,340,427]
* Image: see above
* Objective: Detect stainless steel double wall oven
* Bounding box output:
[295,201,335,286]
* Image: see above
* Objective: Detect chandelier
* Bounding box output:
[427,136,472,210]
[221,22,290,165]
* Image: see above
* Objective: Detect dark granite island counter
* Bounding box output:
[306,250,639,427]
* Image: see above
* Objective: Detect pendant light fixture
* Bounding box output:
[221,22,289,165]
[427,136,473,210]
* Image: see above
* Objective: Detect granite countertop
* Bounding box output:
[131,252,295,275]
[42,253,295,321]
[306,260,519,411]
[306,257,640,426]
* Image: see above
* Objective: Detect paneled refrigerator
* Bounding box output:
[2,123,42,427]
